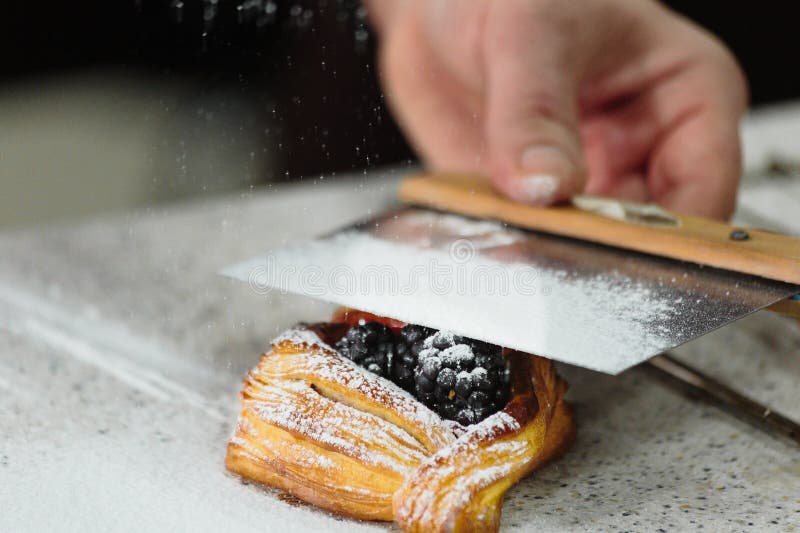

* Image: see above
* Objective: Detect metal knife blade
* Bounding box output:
[223,207,798,374]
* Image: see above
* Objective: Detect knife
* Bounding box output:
[223,173,800,375]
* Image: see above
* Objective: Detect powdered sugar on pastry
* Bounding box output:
[226,324,575,531]
[272,327,337,353]
[244,379,428,474]
[261,330,456,452]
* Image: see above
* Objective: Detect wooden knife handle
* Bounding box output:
[399,173,800,285]
[767,298,800,320]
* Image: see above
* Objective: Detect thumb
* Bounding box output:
[483,4,586,205]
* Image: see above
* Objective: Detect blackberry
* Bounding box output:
[335,321,395,377]
[390,324,434,391]
[413,331,510,425]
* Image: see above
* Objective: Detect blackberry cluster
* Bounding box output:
[334,323,510,425]
[335,321,395,377]
[414,332,510,425]
[390,325,434,391]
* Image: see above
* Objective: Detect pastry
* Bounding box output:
[225,309,575,532]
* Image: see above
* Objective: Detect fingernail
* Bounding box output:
[517,174,560,205]
[521,145,575,175]
[516,146,576,204]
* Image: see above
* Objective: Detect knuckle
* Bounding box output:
[700,38,750,109]
[520,90,566,123]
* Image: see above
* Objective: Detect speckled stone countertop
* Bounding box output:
[2,131,800,530]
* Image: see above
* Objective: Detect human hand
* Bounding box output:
[368,0,747,219]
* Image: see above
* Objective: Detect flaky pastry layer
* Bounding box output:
[225,324,574,531]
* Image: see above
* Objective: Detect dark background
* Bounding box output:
[4,0,800,185]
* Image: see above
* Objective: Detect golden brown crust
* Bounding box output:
[225,325,575,530]
[225,327,455,520]
[261,339,455,452]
